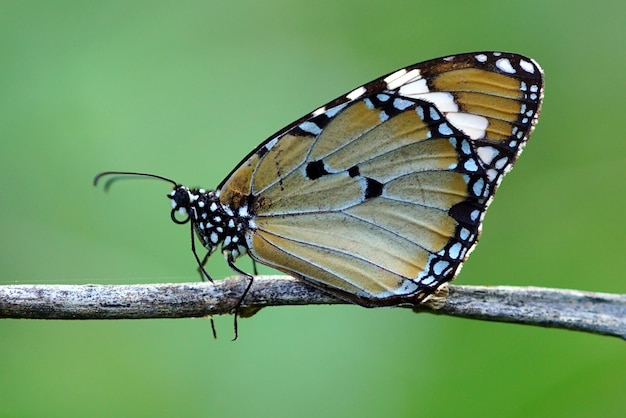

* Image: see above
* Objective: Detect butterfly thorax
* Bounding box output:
[168,185,250,262]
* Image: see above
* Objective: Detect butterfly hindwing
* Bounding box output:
[218,52,544,306]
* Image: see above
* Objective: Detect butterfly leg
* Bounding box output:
[188,223,219,338]
[189,222,214,283]
[226,259,255,341]
[196,252,212,281]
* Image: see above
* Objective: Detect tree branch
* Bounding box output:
[1,276,624,340]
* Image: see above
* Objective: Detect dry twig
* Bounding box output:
[0,276,624,340]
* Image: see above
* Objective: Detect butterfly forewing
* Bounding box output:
[218,51,543,306]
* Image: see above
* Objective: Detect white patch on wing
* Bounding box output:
[265,137,279,151]
[475,54,487,62]
[324,102,349,118]
[383,68,406,85]
[407,92,458,113]
[476,146,499,165]
[496,58,515,74]
[393,98,414,110]
[520,59,535,74]
[299,121,322,135]
[398,79,429,96]
[446,112,488,139]
[312,106,326,116]
[384,68,422,90]
[346,86,367,100]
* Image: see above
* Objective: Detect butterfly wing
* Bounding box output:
[218,52,544,306]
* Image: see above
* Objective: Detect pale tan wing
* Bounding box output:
[218,52,544,306]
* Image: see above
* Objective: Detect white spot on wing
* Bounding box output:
[384,68,422,90]
[475,54,487,62]
[299,121,322,135]
[265,137,279,151]
[383,68,406,85]
[433,260,450,275]
[398,79,429,96]
[325,103,348,118]
[446,112,488,139]
[312,106,326,116]
[408,91,458,112]
[520,59,535,74]
[449,243,462,259]
[494,157,508,169]
[460,140,471,155]
[464,159,478,172]
[473,178,485,197]
[476,146,499,165]
[346,86,366,100]
[421,276,435,285]
[496,58,516,74]
[438,123,453,135]
[393,98,413,110]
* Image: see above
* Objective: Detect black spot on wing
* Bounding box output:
[348,165,360,177]
[364,177,383,199]
[448,200,482,229]
[305,160,329,180]
[256,144,269,158]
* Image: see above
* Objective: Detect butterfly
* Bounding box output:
[96,51,544,331]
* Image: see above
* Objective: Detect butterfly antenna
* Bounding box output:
[93,171,179,191]
[95,170,221,339]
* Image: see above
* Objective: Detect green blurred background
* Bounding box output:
[1,0,624,417]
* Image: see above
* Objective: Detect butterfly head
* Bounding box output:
[168,185,196,224]
[94,170,250,263]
